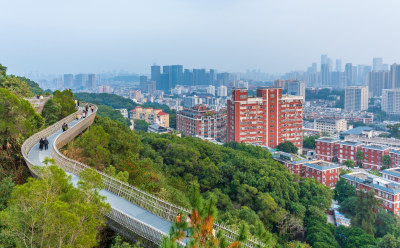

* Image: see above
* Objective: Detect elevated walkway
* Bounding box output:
[22,105,264,247]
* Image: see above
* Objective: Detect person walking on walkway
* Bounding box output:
[39,138,44,151]
[43,138,49,150]
[62,123,66,132]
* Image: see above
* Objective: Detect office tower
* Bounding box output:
[357,65,371,84]
[328,58,333,72]
[373,58,383,71]
[63,74,73,88]
[145,81,156,95]
[336,59,342,72]
[217,86,227,97]
[227,87,303,151]
[345,63,354,86]
[345,86,369,111]
[171,65,183,87]
[287,80,306,98]
[54,78,63,90]
[87,74,96,90]
[312,63,318,73]
[382,89,400,114]
[390,63,400,89]
[208,69,215,85]
[183,69,194,85]
[207,85,216,96]
[330,72,345,89]
[74,74,88,89]
[151,65,161,90]
[193,69,206,85]
[139,75,147,91]
[321,54,328,66]
[321,64,330,86]
[368,71,389,97]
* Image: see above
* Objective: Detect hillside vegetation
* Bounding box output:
[64,115,334,247]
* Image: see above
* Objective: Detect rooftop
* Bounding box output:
[382,168,400,177]
[339,141,364,146]
[316,118,345,124]
[342,172,400,194]
[341,126,373,135]
[316,137,340,143]
[304,160,340,170]
[363,144,390,151]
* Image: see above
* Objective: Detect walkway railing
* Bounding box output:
[22,104,265,247]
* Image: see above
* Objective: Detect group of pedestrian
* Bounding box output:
[61,122,69,132]
[39,137,49,151]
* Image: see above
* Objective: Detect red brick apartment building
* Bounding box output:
[315,137,340,162]
[338,141,364,164]
[176,105,227,142]
[362,144,390,170]
[390,149,400,168]
[274,153,340,188]
[227,87,303,150]
[343,172,400,216]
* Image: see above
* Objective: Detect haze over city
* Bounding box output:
[1,0,400,75]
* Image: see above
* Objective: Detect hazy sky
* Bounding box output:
[1,0,399,76]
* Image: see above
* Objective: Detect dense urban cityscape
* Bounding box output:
[3,0,400,247]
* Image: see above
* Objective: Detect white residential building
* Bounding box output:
[345,86,368,111]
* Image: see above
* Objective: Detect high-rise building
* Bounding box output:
[217,86,227,97]
[345,63,354,86]
[54,78,63,90]
[184,69,194,85]
[87,74,96,90]
[390,63,400,89]
[227,87,303,151]
[151,65,161,90]
[321,54,328,66]
[335,59,342,72]
[330,72,345,89]
[345,86,369,111]
[145,81,156,95]
[382,89,400,114]
[74,74,88,89]
[140,75,148,91]
[207,85,215,96]
[321,64,330,86]
[287,80,306,98]
[63,74,73,88]
[357,65,372,84]
[368,71,389,97]
[373,58,383,71]
[177,105,227,142]
[171,65,183,87]
[274,79,285,88]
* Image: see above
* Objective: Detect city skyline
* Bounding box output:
[1,0,400,76]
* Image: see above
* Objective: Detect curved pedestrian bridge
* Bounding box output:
[21,105,264,247]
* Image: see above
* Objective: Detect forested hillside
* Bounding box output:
[0,64,112,247]
[64,115,335,247]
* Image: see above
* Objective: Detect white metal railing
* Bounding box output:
[22,104,265,248]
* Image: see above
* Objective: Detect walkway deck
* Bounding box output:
[27,110,172,237]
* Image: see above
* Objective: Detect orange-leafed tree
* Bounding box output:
[161,183,250,248]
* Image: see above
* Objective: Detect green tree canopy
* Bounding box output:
[277,141,299,154]
[352,190,379,235]
[0,160,110,248]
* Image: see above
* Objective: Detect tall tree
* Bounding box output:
[356,150,364,166]
[352,190,378,235]
[383,155,391,169]
[0,160,110,248]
